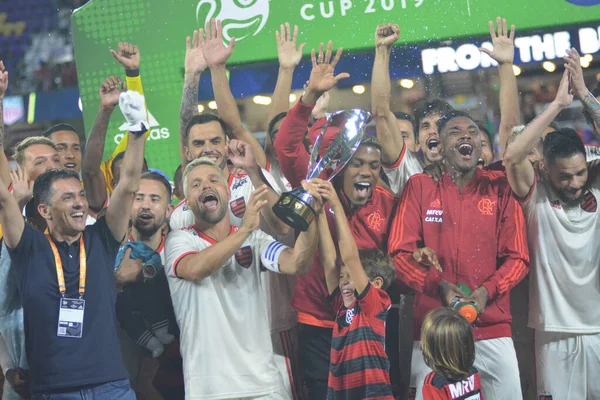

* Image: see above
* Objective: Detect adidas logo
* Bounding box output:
[114,109,171,145]
[429,199,441,208]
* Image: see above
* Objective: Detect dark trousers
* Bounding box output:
[299,324,332,400]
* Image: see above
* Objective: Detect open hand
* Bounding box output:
[564,48,587,100]
[203,19,235,68]
[276,22,305,69]
[375,23,400,49]
[242,185,269,232]
[479,17,515,65]
[99,76,124,109]
[307,41,350,95]
[110,42,140,70]
[185,29,208,75]
[9,164,33,206]
[0,60,8,98]
[553,70,574,108]
[413,247,442,272]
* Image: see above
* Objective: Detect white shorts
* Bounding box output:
[271,327,301,400]
[535,330,600,399]
[410,337,522,400]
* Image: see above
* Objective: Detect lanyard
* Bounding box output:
[45,230,87,298]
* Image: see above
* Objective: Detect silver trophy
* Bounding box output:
[273,108,372,231]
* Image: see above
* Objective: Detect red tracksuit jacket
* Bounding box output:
[274,98,399,327]
[388,170,529,340]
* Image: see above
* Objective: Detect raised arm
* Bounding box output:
[0,61,12,188]
[504,71,573,198]
[317,204,338,294]
[269,23,305,121]
[227,139,290,235]
[180,29,208,168]
[318,180,370,294]
[202,19,267,169]
[106,91,148,242]
[174,186,268,281]
[565,48,600,134]
[371,23,404,165]
[82,76,122,211]
[480,17,519,154]
[0,171,24,249]
[276,180,320,274]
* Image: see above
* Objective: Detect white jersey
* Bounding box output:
[585,144,600,161]
[165,227,288,399]
[169,169,280,231]
[263,159,297,333]
[522,175,600,333]
[383,147,424,196]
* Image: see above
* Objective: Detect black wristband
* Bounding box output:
[125,68,140,78]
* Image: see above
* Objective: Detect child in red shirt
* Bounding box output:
[315,180,396,400]
[421,308,484,400]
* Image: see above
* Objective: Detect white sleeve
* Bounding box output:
[165,230,203,291]
[586,145,600,161]
[261,168,282,195]
[383,148,423,196]
[253,230,290,274]
[0,333,15,374]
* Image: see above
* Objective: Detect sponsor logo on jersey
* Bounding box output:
[231,176,248,191]
[235,246,253,268]
[448,375,476,399]
[196,0,269,45]
[551,199,561,210]
[345,307,355,325]
[429,198,441,208]
[367,210,384,231]
[230,197,247,218]
[425,208,443,223]
[477,198,496,216]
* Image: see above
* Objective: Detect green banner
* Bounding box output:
[72,0,599,177]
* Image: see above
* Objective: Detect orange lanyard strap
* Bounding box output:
[45,232,87,298]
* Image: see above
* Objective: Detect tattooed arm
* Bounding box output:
[180,29,207,168]
[565,48,600,133]
[0,61,11,188]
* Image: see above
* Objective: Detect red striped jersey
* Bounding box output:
[422,368,484,400]
[388,169,529,341]
[327,282,394,400]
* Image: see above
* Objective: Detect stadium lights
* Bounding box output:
[581,54,593,68]
[399,79,415,89]
[253,95,272,106]
[197,104,205,113]
[542,61,556,72]
[352,85,366,94]
[289,93,297,102]
[512,65,522,76]
[208,101,217,110]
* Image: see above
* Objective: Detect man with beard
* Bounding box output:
[165,158,319,399]
[173,20,288,237]
[0,89,147,399]
[388,110,529,400]
[504,70,600,399]
[43,124,82,174]
[114,171,177,399]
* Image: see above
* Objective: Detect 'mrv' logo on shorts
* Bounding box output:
[196,0,270,44]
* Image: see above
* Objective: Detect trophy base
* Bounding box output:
[272,187,317,232]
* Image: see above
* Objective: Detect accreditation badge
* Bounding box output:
[57,298,85,338]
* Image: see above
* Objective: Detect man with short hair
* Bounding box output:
[43,123,82,174]
[0,90,147,398]
[389,110,529,400]
[165,158,319,399]
[394,112,418,153]
[504,70,600,399]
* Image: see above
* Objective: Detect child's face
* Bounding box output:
[339,265,356,307]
